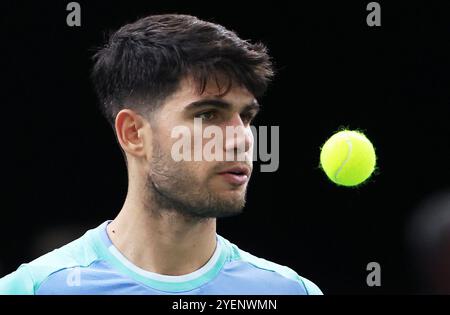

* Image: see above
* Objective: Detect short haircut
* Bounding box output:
[91,14,274,130]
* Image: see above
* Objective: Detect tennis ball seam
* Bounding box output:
[334,134,352,181]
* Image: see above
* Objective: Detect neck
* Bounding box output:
[107,189,217,276]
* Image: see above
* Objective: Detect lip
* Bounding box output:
[217,165,251,185]
[218,166,251,176]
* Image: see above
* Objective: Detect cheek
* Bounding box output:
[189,161,211,177]
[154,124,181,157]
[184,161,218,188]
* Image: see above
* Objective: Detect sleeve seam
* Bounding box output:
[19,265,37,295]
[298,276,310,295]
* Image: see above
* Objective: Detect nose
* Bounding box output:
[223,113,253,157]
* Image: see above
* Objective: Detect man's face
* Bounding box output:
[146,77,258,219]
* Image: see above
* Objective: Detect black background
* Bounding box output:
[1,1,449,294]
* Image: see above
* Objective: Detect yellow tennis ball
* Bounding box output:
[320,130,376,187]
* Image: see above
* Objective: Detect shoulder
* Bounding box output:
[0,228,99,295]
[219,235,323,295]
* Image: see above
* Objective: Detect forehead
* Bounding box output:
[162,76,256,113]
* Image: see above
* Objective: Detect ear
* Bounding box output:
[115,109,148,158]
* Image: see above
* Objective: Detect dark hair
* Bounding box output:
[91,14,274,130]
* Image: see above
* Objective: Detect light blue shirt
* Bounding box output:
[0,221,322,295]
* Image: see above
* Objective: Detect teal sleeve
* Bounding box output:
[301,276,323,295]
[0,265,35,295]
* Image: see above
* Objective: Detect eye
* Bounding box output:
[195,111,216,121]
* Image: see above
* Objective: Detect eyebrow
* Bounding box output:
[184,98,260,112]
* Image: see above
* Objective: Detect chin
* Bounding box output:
[217,188,247,200]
